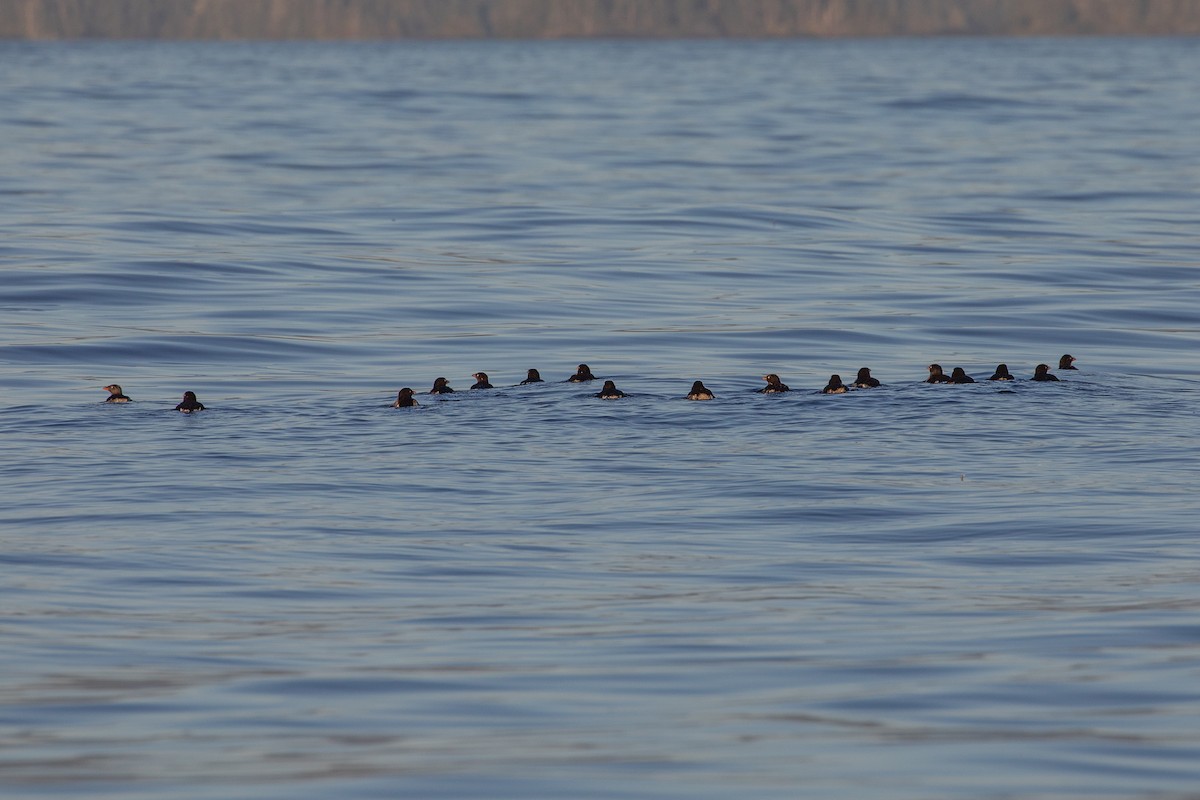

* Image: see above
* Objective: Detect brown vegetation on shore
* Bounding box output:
[3,0,1200,39]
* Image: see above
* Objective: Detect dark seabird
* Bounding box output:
[757,373,790,393]
[568,364,597,382]
[686,380,715,400]
[596,380,626,399]
[470,372,493,390]
[1059,354,1078,370]
[102,384,131,403]
[822,374,848,394]
[948,367,976,384]
[429,377,455,394]
[175,391,205,413]
[392,388,418,408]
[851,367,880,388]
[1032,364,1060,382]
[987,364,1014,381]
[926,364,952,384]
[520,369,544,385]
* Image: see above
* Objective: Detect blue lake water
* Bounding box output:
[2,37,1200,799]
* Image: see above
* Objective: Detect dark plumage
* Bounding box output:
[988,364,1014,381]
[1059,354,1078,370]
[568,364,597,382]
[470,372,493,390]
[757,373,790,393]
[520,369,544,385]
[948,367,975,384]
[926,364,952,384]
[851,367,880,388]
[392,388,418,408]
[822,374,847,394]
[429,377,454,394]
[686,380,715,400]
[175,391,205,413]
[1032,364,1060,382]
[596,380,626,399]
[102,384,131,403]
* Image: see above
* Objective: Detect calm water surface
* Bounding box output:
[2,38,1200,799]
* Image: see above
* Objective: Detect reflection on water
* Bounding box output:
[2,37,1200,800]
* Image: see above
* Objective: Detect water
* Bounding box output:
[2,37,1200,799]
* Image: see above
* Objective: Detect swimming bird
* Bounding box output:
[686,380,715,400]
[596,380,626,399]
[392,388,418,408]
[948,367,975,384]
[926,364,952,384]
[520,369,544,384]
[1059,354,1078,370]
[987,364,1014,381]
[175,391,205,413]
[429,377,454,394]
[850,367,880,388]
[757,374,790,393]
[102,384,131,403]
[568,364,597,382]
[470,372,493,390]
[822,374,848,394]
[1032,364,1060,382]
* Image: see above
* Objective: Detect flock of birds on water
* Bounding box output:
[101,355,1081,412]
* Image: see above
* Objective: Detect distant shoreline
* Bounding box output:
[4,0,1200,40]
